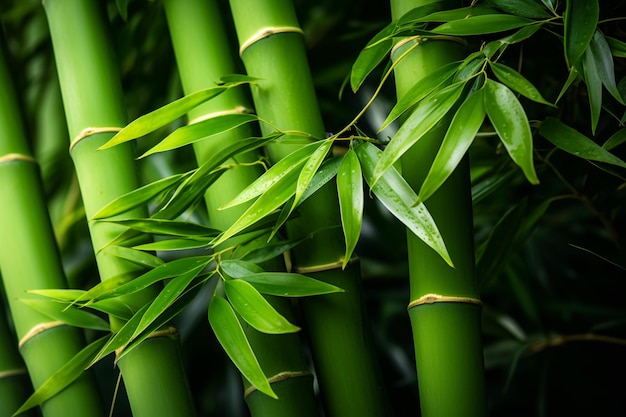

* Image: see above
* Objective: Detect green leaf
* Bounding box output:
[373,81,465,186]
[92,173,188,220]
[606,36,626,58]
[350,23,394,92]
[116,0,129,20]
[220,259,265,279]
[604,128,626,151]
[581,47,603,134]
[27,289,86,303]
[239,238,305,265]
[20,299,110,331]
[381,61,460,130]
[87,299,134,321]
[102,245,164,269]
[101,218,219,238]
[555,65,580,104]
[337,149,363,268]
[483,24,543,59]
[489,61,554,107]
[292,138,334,211]
[588,30,625,104]
[355,142,452,266]
[225,279,299,334]
[140,113,258,158]
[419,89,486,202]
[298,155,342,203]
[208,295,276,398]
[418,4,500,23]
[238,272,344,297]
[432,14,534,36]
[13,336,109,415]
[484,79,539,184]
[563,0,599,66]
[486,0,551,19]
[133,237,214,251]
[538,118,626,168]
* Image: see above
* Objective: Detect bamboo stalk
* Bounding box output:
[0,35,105,417]
[162,1,319,415]
[390,1,487,415]
[227,1,389,415]
[42,1,195,416]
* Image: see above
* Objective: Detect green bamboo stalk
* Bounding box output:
[227,1,389,415]
[42,1,195,416]
[0,35,106,417]
[390,1,487,415]
[162,1,319,415]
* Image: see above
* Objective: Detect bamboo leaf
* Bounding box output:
[606,36,626,58]
[588,30,625,104]
[486,0,551,19]
[432,14,534,36]
[92,173,189,219]
[225,279,300,334]
[604,128,626,151]
[373,81,465,186]
[350,23,394,92]
[27,289,86,303]
[140,113,258,158]
[220,259,265,279]
[489,61,554,107]
[13,336,109,415]
[563,0,599,66]
[419,89,486,203]
[115,0,129,20]
[87,299,134,321]
[208,296,276,398]
[356,142,452,266]
[538,118,626,168]
[417,4,500,23]
[133,237,213,251]
[484,79,539,184]
[555,65,580,104]
[292,138,334,211]
[20,299,110,331]
[581,47,603,134]
[337,149,363,268]
[483,24,543,58]
[102,245,164,269]
[101,218,219,238]
[298,155,343,203]
[381,61,459,130]
[238,272,344,297]
[239,238,305,264]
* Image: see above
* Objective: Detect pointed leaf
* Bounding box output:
[208,296,276,398]
[489,61,554,107]
[292,139,334,211]
[484,79,538,184]
[240,238,306,265]
[27,289,86,303]
[589,30,625,104]
[432,14,534,36]
[419,89,486,202]
[538,118,626,168]
[298,155,342,203]
[483,24,543,58]
[225,279,299,334]
[133,237,213,251]
[581,46,603,134]
[102,245,164,269]
[20,299,110,331]
[220,259,265,279]
[337,149,363,268]
[238,272,343,297]
[563,0,599,66]
[102,218,219,238]
[603,128,626,151]
[555,65,580,104]
[350,23,394,92]
[606,36,626,58]
[486,0,551,19]
[140,113,258,158]
[356,142,452,266]
[373,81,465,186]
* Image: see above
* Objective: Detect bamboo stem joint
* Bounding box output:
[187,106,252,125]
[0,368,27,380]
[407,293,482,310]
[18,321,66,350]
[0,153,37,164]
[114,326,179,359]
[243,370,312,398]
[239,27,304,56]
[294,256,358,274]
[69,127,122,152]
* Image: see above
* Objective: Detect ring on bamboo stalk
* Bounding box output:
[0,368,28,380]
[69,127,122,152]
[243,371,312,398]
[239,26,304,56]
[0,153,37,164]
[187,106,252,125]
[294,256,358,274]
[407,293,482,310]
[114,327,179,359]
[18,321,66,350]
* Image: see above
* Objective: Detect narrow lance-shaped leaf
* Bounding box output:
[487,0,552,19]
[225,279,300,334]
[350,22,395,92]
[292,138,334,212]
[581,46,603,134]
[604,128,626,151]
[419,89,486,203]
[20,298,110,331]
[132,237,214,252]
[337,149,363,268]
[372,81,465,187]
[538,117,626,168]
[484,79,539,184]
[102,245,164,269]
[238,272,344,297]
[100,218,219,238]
[588,30,625,105]
[489,61,554,107]
[355,142,453,267]
[208,295,276,398]
[563,0,599,66]
[431,14,534,36]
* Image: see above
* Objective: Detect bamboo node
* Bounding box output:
[391,37,420,57]
[0,368,27,380]
[187,106,252,125]
[114,327,179,359]
[407,293,482,310]
[243,370,312,398]
[0,153,37,164]
[239,26,304,55]
[294,256,358,274]
[70,127,122,152]
[18,321,66,349]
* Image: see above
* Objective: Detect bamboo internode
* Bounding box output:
[239,26,304,56]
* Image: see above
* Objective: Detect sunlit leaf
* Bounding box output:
[239,238,305,264]
[538,118,626,168]
[563,0,599,66]
[101,218,219,238]
[102,245,164,269]
[419,89,486,203]
[373,81,465,186]
[292,138,334,211]
[581,47,603,134]
[27,289,86,303]
[208,295,276,398]
[20,298,110,331]
[484,79,539,184]
[220,259,265,279]
[337,149,363,268]
[588,30,625,104]
[489,61,554,107]
[14,336,109,415]
[350,23,394,92]
[238,272,344,297]
[140,113,258,158]
[133,237,213,251]
[298,155,342,203]
[225,279,299,334]
[356,142,452,266]
[486,0,551,19]
[432,14,534,36]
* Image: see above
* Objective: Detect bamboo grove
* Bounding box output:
[1,0,625,416]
